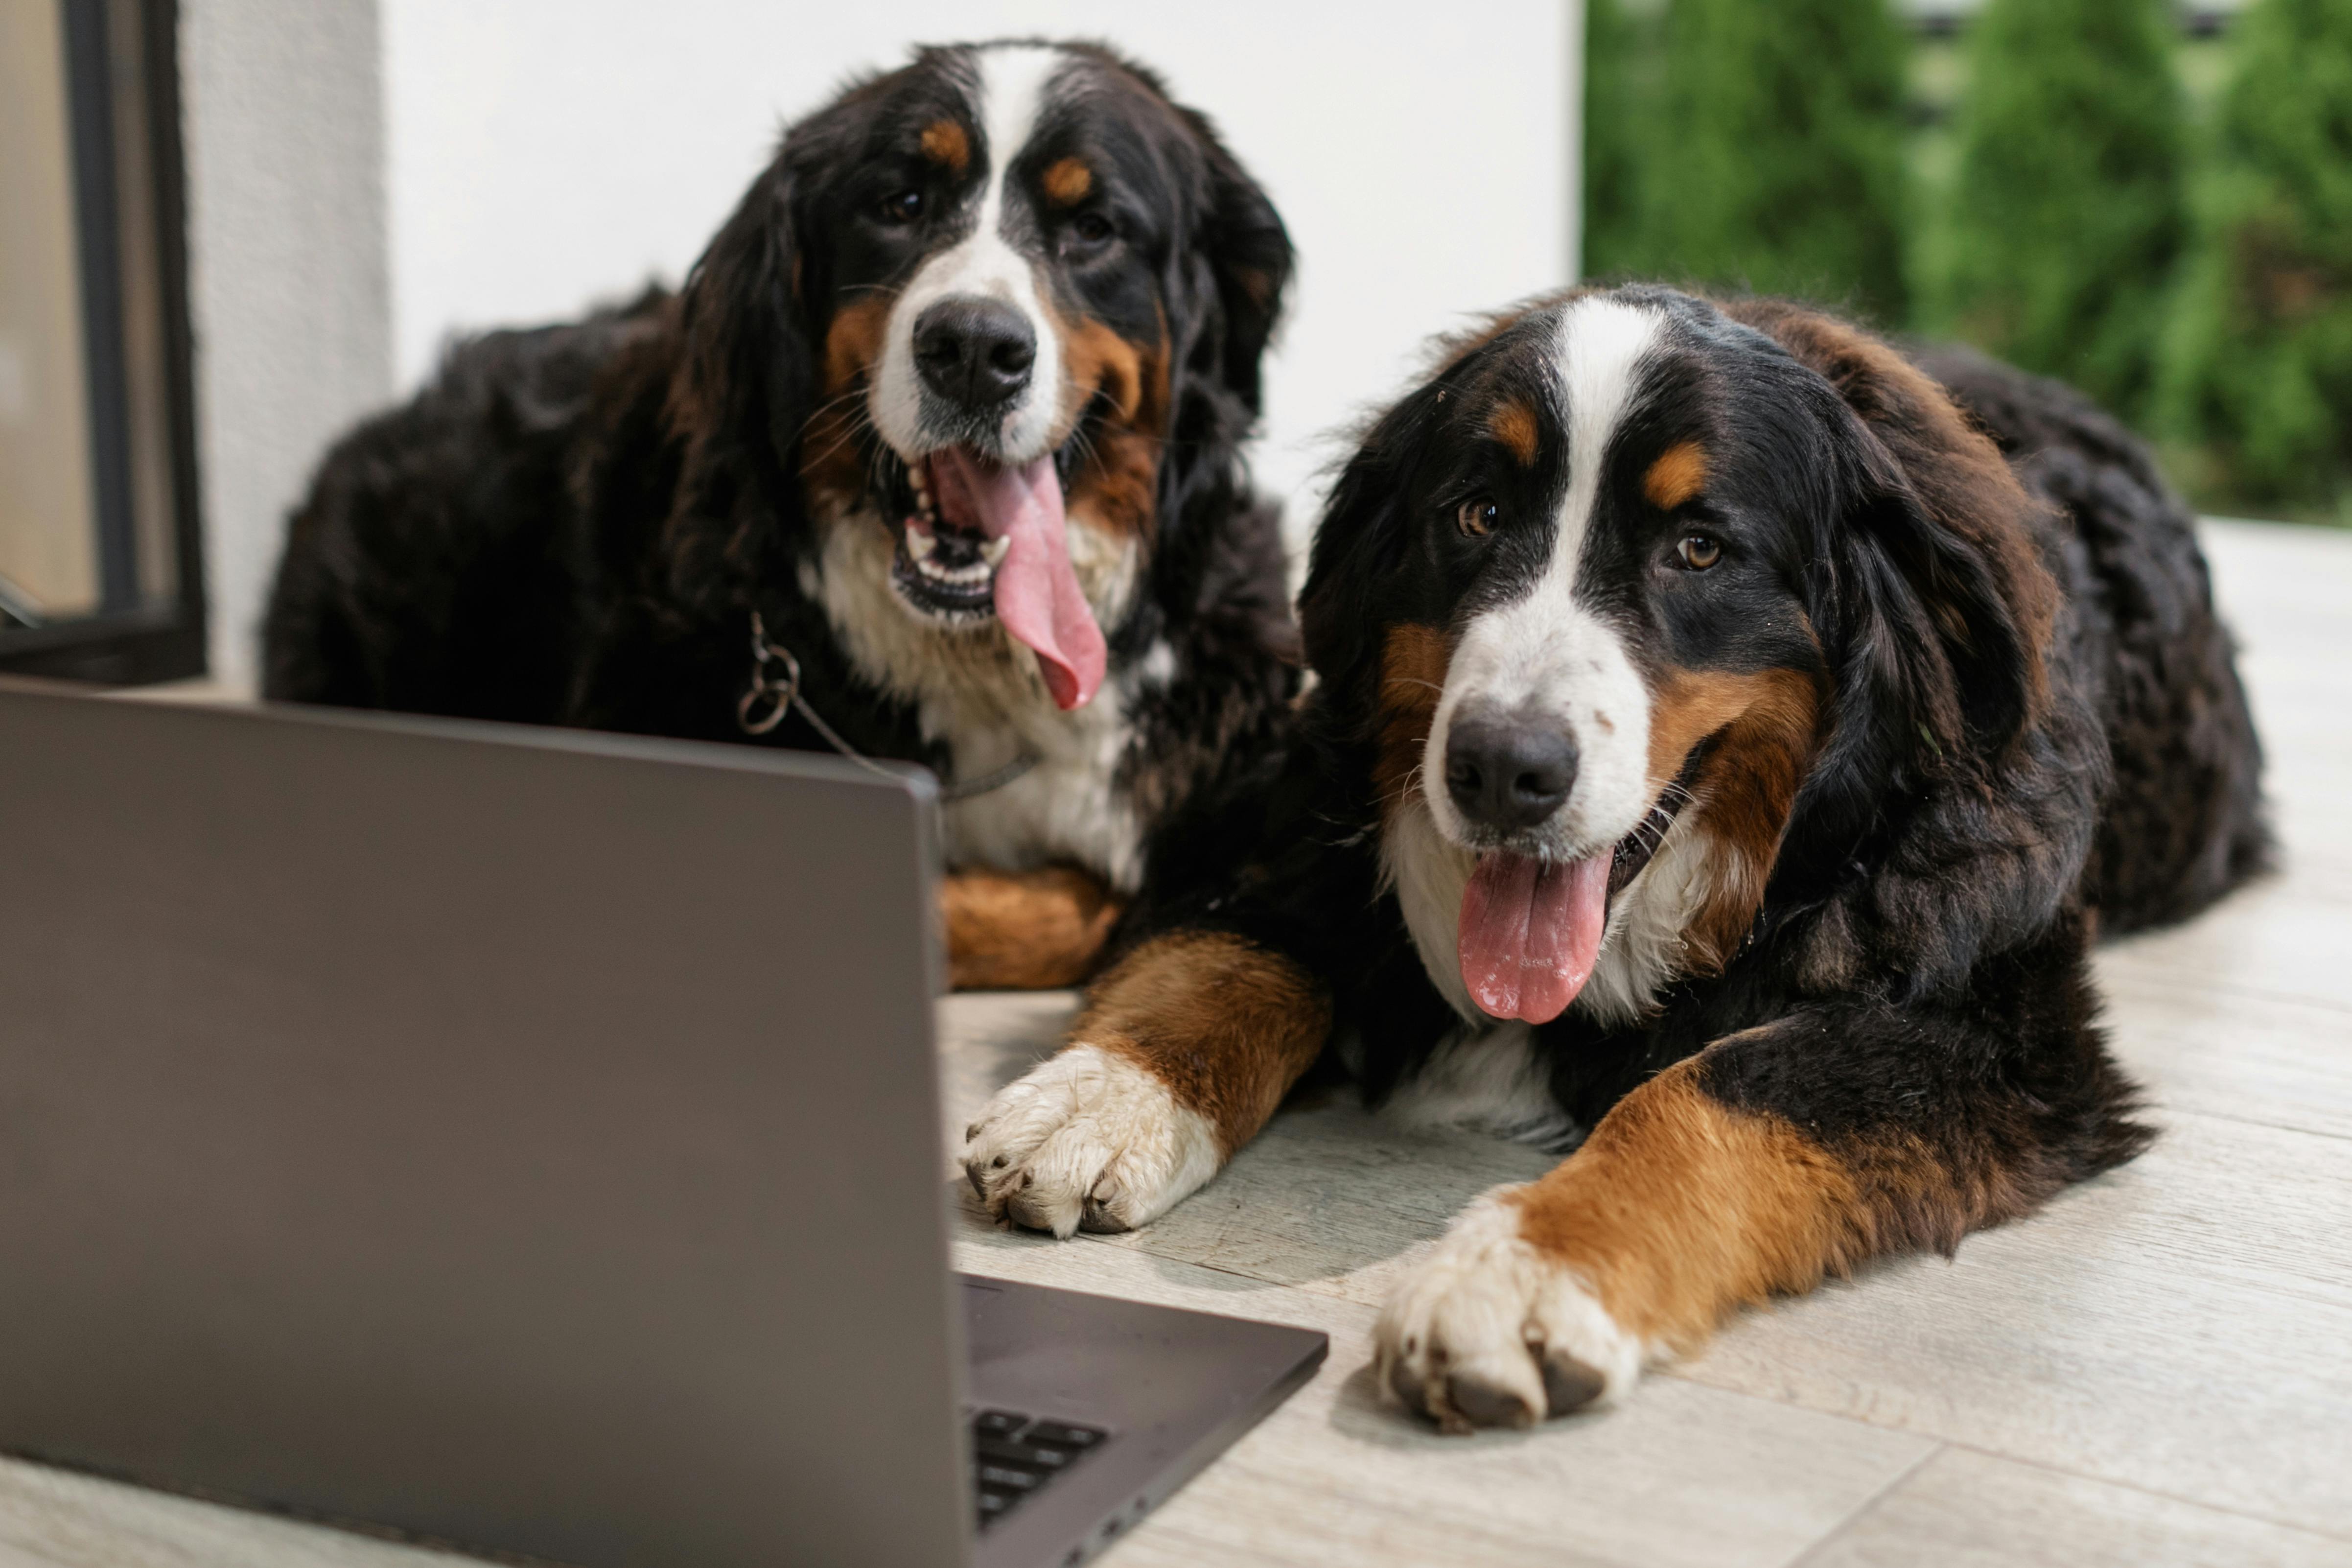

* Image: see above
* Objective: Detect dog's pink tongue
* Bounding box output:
[1457,851,1611,1024]
[929,447,1106,710]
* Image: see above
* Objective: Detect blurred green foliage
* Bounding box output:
[2160,0,2352,514]
[1582,0,1656,281]
[1589,0,1912,323]
[1937,0,2186,421]
[1583,0,2352,521]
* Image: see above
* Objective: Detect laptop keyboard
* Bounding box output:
[969,1408,1110,1530]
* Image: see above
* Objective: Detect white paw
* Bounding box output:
[1375,1188,1645,1431]
[961,1045,1222,1238]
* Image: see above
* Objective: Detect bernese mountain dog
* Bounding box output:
[261,41,1299,988]
[960,286,2267,1429]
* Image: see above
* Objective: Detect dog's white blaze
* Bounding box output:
[1421,298,1660,862]
[870,44,1068,465]
[1393,296,1699,1040]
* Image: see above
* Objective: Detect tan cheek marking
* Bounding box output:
[1061,317,1148,426]
[1645,666,1822,972]
[920,118,969,177]
[1644,441,1709,511]
[1487,399,1540,467]
[799,295,895,505]
[941,866,1124,990]
[1056,308,1170,542]
[823,298,892,397]
[1646,668,1776,790]
[1374,624,1454,815]
[1075,932,1332,1155]
[1042,156,1093,206]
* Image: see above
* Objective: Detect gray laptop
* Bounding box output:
[0,679,1324,1568]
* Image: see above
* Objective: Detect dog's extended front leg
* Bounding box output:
[1375,960,2147,1428]
[962,931,1330,1236]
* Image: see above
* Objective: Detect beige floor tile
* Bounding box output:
[1798,1445,2351,1568]
[1673,1111,2352,1536]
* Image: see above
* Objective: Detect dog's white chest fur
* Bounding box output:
[803,509,1147,891]
[937,678,1144,891]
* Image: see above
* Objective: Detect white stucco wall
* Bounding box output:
[179,0,391,689]
[382,1,1583,542]
[167,3,1582,688]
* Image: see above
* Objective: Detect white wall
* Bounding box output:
[382,1,1580,541]
[180,0,391,690]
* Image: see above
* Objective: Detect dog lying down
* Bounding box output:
[962,286,2267,1430]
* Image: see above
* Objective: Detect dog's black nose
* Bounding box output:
[1445,713,1578,832]
[912,296,1036,410]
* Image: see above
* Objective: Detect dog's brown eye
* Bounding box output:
[1678,533,1723,570]
[878,188,924,226]
[1457,498,1498,538]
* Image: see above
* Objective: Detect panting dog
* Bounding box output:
[961,286,2266,1428]
[263,41,1300,988]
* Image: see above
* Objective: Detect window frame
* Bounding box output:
[0,0,206,686]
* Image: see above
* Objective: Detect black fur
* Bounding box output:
[1917,345,2271,933]
[263,42,1300,887]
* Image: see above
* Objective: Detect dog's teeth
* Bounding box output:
[906,525,936,560]
[980,537,1010,567]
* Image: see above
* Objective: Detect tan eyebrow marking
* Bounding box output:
[1644,441,1709,510]
[1042,156,1093,206]
[1487,398,1539,467]
[920,119,969,177]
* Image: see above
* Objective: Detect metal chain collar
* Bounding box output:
[736,612,1040,802]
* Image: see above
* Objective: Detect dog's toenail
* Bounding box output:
[1541,1351,1607,1416]
[1447,1374,1534,1430]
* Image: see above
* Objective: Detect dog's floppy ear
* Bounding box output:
[665,147,817,590]
[1166,104,1298,423]
[1729,301,2057,782]
[1297,376,1450,709]
[1182,111,1293,418]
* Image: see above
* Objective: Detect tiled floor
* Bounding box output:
[4,520,2346,1567]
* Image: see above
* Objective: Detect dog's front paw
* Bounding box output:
[961,1045,1222,1237]
[1375,1189,1645,1432]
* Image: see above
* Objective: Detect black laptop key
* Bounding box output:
[971,1407,1030,1438]
[1024,1420,1108,1451]
[976,1462,1047,1495]
[968,1408,1116,1530]
[974,1433,1075,1471]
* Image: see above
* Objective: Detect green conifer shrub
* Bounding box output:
[1939,0,2187,420]
[1638,0,1912,322]
[2162,0,2352,512]
[1583,0,1656,279]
